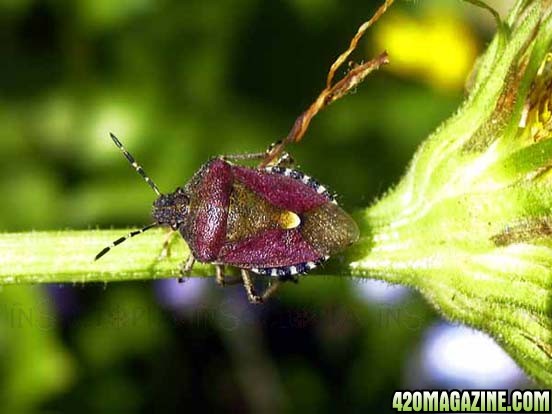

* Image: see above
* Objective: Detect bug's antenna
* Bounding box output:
[95,223,157,261]
[109,132,161,196]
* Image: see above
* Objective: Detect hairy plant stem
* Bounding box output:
[0,229,354,284]
[0,229,201,284]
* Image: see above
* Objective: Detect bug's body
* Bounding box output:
[96,134,360,303]
[94,2,390,302]
[153,158,359,278]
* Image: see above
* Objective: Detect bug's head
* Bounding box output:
[152,187,190,230]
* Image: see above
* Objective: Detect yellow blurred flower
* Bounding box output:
[373,11,480,91]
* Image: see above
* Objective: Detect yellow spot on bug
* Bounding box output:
[373,11,479,91]
[278,211,301,230]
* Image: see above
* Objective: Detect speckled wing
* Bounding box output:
[217,164,359,276]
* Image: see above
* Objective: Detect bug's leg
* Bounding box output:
[220,141,294,167]
[215,265,243,286]
[241,269,263,304]
[178,254,195,283]
[259,280,281,301]
[274,152,294,168]
[264,140,294,167]
[220,152,265,162]
[222,141,284,162]
[215,265,225,286]
[159,229,176,259]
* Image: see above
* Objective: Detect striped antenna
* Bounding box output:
[109,132,161,196]
[95,223,157,261]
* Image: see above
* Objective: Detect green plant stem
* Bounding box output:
[350,214,552,386]
[0,229,355,284]
[0,229,204,284]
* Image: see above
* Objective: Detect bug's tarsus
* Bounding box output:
[240,270,283,304]
[261,279,282,300]
[215,265,242,286]
[159,229,177,260]
[109,132,161,196]
[178,254,196,283]
[241,269,263,304]
[94,223,157,261]
[215,265,224,285]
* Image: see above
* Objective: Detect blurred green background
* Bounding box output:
[0,0,529,413]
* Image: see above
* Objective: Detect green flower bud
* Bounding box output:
[349,1,552,385]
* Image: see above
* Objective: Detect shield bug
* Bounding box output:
[95,134,359,303]
[94,0,396,302]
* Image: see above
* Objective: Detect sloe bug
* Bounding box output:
[95,134,359,303]
[94,0,394,302]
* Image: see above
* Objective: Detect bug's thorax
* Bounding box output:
[152,188,190,230]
